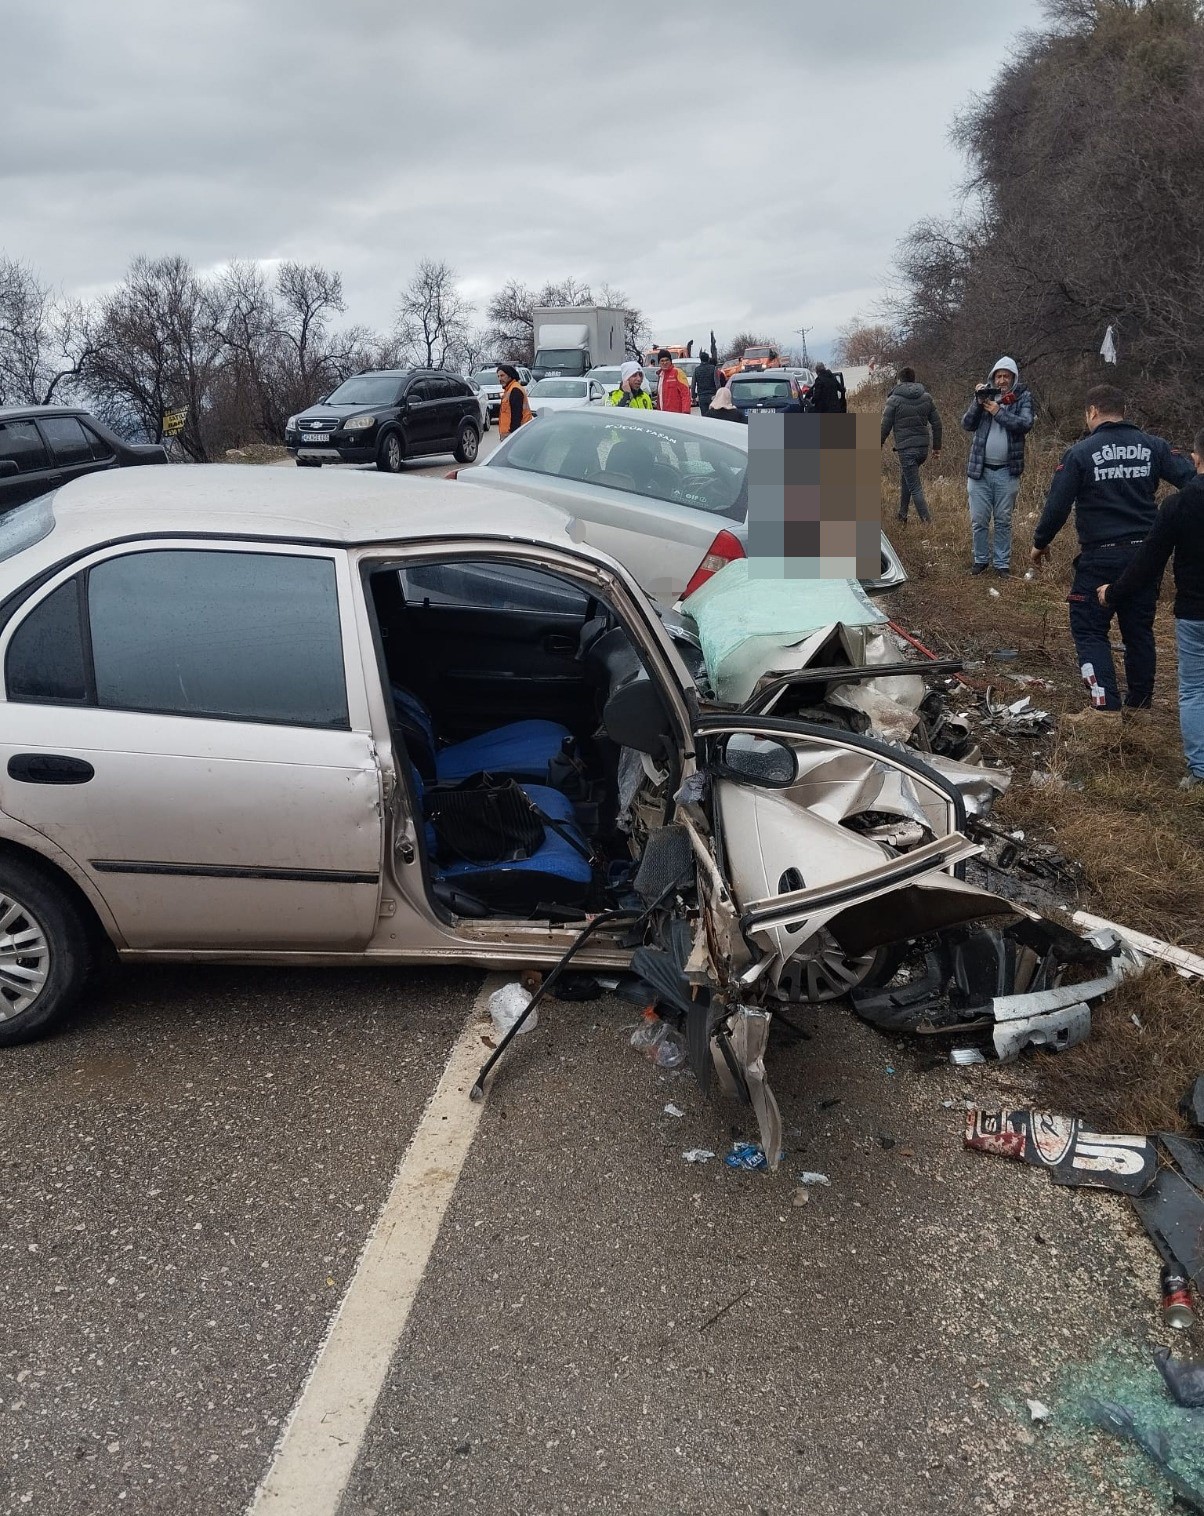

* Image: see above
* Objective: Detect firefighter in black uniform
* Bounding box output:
[1030,384,1193,719]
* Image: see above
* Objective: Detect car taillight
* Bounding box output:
[682,529,745,598]
[444,469,459,480]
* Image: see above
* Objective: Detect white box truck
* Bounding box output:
[531,307,627,379]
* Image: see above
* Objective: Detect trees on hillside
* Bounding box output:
[890,0,1204,432]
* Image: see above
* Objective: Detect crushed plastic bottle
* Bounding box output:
[630,1009,686,1068]
[629,1008,664,1053]
[489,981,537,1038]
[653,1031,687,1070]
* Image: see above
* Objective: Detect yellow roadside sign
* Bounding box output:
[162,406,188,437]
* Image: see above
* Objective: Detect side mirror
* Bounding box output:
[714,733,797,788]
[0,459,19,479]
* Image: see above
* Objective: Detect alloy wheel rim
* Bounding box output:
[386,436,401,469]
[463,430,478,459]
[0,893,51,1020]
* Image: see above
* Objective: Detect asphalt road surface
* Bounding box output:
[1,957,1188,1516]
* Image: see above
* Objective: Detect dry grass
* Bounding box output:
[863,392,1204,1129]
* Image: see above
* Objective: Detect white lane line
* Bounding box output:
[246,975,502,1516]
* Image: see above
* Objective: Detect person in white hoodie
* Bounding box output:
[960,356,1035,575]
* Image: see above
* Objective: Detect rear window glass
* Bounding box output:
[491,411,747,520]
[529,380,587,398]
[6,578,88,703]
[0,493,57,562]
[87,549,349,728]
[731,380,792,401]
[41,416,95,467]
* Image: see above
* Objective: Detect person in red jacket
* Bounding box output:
[655,349,692,414]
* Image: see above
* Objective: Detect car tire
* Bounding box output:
[453,420,480,465]
[0,855,93,1046]
[376,430,405,473]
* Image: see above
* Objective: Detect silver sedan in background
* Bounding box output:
[450,407,906,609]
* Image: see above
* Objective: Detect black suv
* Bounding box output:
[0,405,166,512]
[285,369,482,471]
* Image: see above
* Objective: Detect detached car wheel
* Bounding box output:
[0,858,92,1045]
[376,431,405,474]
[454,420,480,464]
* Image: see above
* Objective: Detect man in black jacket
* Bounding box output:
[881,366,943,523]
[810,363,845,413]
[1098,432,1204,787]
[1030,384,1194,717]
[692,351,720,417]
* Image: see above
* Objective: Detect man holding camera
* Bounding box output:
[1031,384,1193,719]
[961,357,1035,575]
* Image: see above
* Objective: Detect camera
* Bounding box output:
[977,386,1001,403]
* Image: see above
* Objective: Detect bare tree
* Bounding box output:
[832,320,900,369]
[0,257,92,405]
[83,255,224,461]
[395,259,473,369]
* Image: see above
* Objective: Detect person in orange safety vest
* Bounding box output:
[497,364,533,437]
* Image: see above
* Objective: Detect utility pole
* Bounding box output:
[794,326,811,365]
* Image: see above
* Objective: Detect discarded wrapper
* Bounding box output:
[964,1108,1156,1195]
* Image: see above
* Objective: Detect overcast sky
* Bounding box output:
[3,0,1046,361]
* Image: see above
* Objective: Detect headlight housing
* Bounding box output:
[345,414,376,431]
[285,415,299,431]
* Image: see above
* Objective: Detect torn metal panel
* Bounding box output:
[1072,909,1204,980]
[827,874,1017,959]
[1160,1133,1204,1194]
[919,751,1012,818]
[965,1108,1157,1195]
[741,833,983,937]
[988,955,1132,1022]
[727,1006,783,1173]
[992,1001,1091,1061]
[1133,1167,1204,1287]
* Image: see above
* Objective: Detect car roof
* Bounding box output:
[0,466,584,590]
[731,368,794,380]
[0,404,96,422]
[487,405,751,451]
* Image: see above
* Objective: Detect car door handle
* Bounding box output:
[6,752,95,785]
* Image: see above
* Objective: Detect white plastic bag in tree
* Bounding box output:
[489,982,537,1038]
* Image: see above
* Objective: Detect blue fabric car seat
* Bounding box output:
[392,685,575,789]
[410,765,593,915]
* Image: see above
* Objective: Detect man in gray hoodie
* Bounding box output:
[961,356,1035,575]
[881,366,943,523]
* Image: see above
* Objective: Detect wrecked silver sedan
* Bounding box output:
[0,467,1008,1070]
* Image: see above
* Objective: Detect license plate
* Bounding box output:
[302,432,330,443]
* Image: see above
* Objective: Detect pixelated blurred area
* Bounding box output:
[746,411,880,578]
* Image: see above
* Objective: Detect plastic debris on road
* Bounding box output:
[682,1149,716,1164]
[1026,1398,1051,1422]
[724,1142,782,1171]
[1154,1348,1204,1408]
[488,981,537,1038]
[964,1108,1157,1195]
[797,1171,831,1187]
[663,1103,684,1118]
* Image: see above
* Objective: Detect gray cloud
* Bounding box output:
[2,0,1045,357]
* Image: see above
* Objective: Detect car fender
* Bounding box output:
[0,812,126,946]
